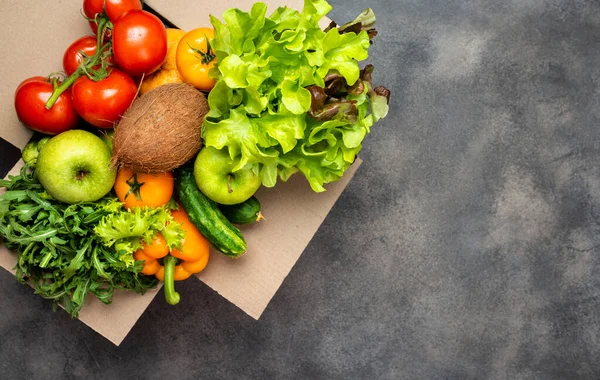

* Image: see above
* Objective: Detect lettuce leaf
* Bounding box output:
[94,203,184,267]
[204,0,389,192]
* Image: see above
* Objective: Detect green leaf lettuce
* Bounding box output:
[204,0,389,192]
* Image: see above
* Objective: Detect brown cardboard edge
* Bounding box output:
[195,158,363,320]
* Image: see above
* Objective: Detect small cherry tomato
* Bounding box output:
[176,27,216,91]
[113,167,174,209]
[71,68,137,128]
[83,0,142,35]
[112,10,168,76]
[14,76,79,135]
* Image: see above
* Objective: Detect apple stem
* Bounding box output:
[75,170,88,181]
[227,175,233,194]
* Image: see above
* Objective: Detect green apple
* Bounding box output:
[36,129,117,204]
[194,146,261,205]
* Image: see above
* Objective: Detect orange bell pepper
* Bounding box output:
[134,208,210,305]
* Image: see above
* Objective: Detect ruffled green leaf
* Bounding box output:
[205,0,388,192]
[94,205,184,267]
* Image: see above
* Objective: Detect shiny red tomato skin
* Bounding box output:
[112,10,167,77]
[71,69,137,129]
[62,35,114,76]
[83,0,143,35]
[14,77,79,135]
[62,36,99,76]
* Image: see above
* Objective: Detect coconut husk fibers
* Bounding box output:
[111,83,208,173]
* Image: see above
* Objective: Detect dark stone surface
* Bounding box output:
[0,137,22,179]
[2,0,600,379]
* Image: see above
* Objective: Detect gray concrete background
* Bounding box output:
[2,0,600,379]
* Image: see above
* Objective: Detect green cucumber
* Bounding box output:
[219,196,264,224]
[175,165,247,257]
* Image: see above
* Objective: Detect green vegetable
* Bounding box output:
[162,255,180,305]
[21,137,50,168]
[93,200,184,267]
[176,164,246,257]
[0,165,157,317]
[204,0,390,192]
[219,196,264,224]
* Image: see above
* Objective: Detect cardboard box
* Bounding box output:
[0,0,361,345]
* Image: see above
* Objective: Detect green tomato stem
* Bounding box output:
[44,18,110,110]
[163,255,181,305]
[45,70,81,109]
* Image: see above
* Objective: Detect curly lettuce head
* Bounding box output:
[204,0,389,192]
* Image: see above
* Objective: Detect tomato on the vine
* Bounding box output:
[71,68,137,128]
[83,0,142,35]
[62,35,114,76]
[113,167,174,210]
[176,27,216,91]
[112,10,167,77]
[14,76,80,135]
[63,36,98,76]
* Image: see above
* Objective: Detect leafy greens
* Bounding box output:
[94,201,184,267]
[0,166,162,317]
[204,0,390,192]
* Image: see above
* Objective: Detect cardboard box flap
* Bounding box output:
[198,160,361,320]
[146,0,333,31]
[0,0,361,345]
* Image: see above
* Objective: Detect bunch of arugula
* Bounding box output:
[204,0,390,192]
[0,166,182,317]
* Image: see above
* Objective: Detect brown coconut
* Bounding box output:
[111,83,208,173]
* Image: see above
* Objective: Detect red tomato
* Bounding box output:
[112,10,167,76]
[14,77,79,135]
[83,0,142,35]
[71,68,137,129]
[62,36,99,76]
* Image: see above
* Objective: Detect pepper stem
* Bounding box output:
[163,255,180,305]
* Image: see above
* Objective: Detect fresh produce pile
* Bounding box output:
[1,0,390,316]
